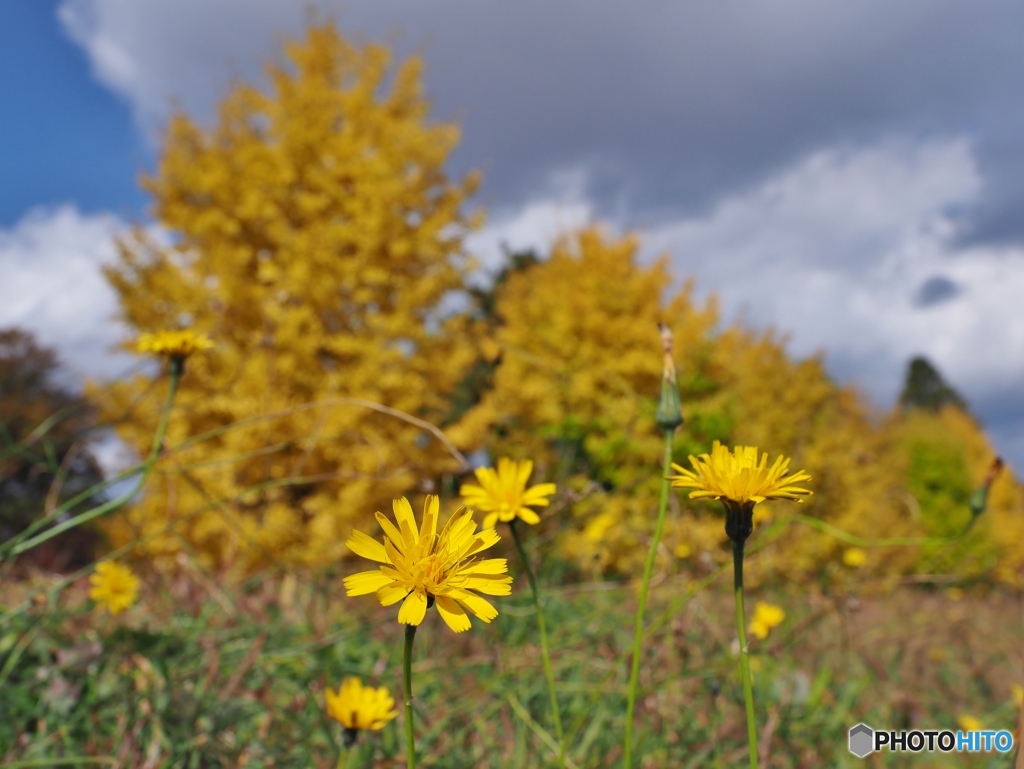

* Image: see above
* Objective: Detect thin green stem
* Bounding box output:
[623,427,674,769]
[510,518,565,768]
[733,539,759,769]
[403,623,418,769]
[5,362,181,556]
[335,742,359,769]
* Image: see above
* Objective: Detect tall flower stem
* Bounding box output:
[733,539,759,769]
[623,427,674,768]
[510,519,565,768]
[403,623,418,769]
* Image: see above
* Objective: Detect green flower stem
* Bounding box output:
[733,539,759,769]
[5,359,182,557]
[509,518,565,769]
[623,427,674,769]
[403,623,418,769]
[336,743,359,769]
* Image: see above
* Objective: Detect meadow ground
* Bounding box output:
[2,540,1022,769]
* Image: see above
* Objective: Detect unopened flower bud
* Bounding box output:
[968,457,1003,517]
[656,323,684,431]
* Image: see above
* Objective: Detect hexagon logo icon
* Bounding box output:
[849,723,874,758]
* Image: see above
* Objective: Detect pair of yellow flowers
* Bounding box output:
[338,445,810,736]
[344,444,812,634]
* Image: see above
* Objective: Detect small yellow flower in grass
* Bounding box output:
[460,458,557,529]
[843,547,868,567]
[137,329,213,362]
[670,441,812,544]
[344,496,512,633]
[958,714,984,732]
[325,677,398,746]
[88,561,140,616]
[748,602,785,640]
[1012,684,1023,708]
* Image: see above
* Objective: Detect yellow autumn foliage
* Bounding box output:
[93,24,484,572]
[467,226,1024,585]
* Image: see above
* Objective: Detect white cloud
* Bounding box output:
[640,137,1024,465]
[58,0,318,132]
[466,170,593,281]
[642,138,1019,400]
[0,206,132,380]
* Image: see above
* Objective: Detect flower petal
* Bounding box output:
[515,459,534,490]
[344,570,393,596]
[377,582,410,606]
[461,558,508,575]
[462,575,513,595]
[434,595,472,633]
[516,507,541,525]
[462,527,500,558]
[397,590,428,625]
[419,494,439,543]
[393,497,419,545]
[375,511,406,553]
[451,589,499,622]
[346,530,388,563]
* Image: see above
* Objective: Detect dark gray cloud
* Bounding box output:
[62,0,1024,235]
[915,276,961,307]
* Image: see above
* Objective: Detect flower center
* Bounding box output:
[411,553,446,591]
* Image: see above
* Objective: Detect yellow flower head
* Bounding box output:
[842,547,868,568]
[1012,684,1023,708]
[957,714,984,732]
[460,458,557,529]
[344,496,512,633]
[670,441,812,507]
[137,330,213,361]
[88,561,140,616]
[325,677,398,737]
[749,602,785,640]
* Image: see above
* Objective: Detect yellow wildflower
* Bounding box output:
[1012,684,1023,708]
[344,496,512,633]
[325,677,397,745]
[957,714,984,732]
[670,441,812,506]
[460,458,557,529]
[842,548,867,567]
[670,441,812,544]
[137,329,213,361]
[88,561,140,616]
[748,602,785,640]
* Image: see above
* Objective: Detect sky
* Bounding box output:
[1,0,1023,468]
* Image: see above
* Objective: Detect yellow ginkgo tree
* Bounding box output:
[95,23,486,572]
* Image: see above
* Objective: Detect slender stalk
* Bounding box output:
[403,623,418,769]
[5,360,182,556]
[623,427,674,768]
[510,519,565,768]
[733,539,759,769]
[336,742,359,769]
